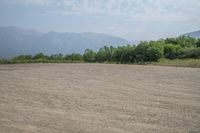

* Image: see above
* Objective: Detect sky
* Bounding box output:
[0,0,199,41]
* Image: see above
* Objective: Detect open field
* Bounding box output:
[0,64,200,133]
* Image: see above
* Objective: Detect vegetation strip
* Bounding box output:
[1,36,200,67]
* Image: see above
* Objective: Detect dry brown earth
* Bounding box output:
[0,64,200,133]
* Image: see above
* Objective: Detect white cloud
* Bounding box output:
[2,0,200,22]
[57,0,200,22]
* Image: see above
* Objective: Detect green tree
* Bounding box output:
[165,36,196,47]
[65,53,83,61]
[134,41,149,61]
[178,47,200,59]
[50,53,63,60]
[146,41,164,61]
[164,44,180,59]
[196,39,200,47]
[134,41,164,62]
[176,36,196,47]
[165,37,178,45]
[83,49,96,62]
[33,53,48,60]
[96,46,114,62]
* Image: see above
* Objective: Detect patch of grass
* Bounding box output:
[1,58,200,68]
[155,58,200,68]
[0,59,84,64]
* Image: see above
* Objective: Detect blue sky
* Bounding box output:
[0,0,199,41]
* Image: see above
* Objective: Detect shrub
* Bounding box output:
[0,59,3,64]
[95,46,112,62]
[196,39,200,47]
[134,41,149,61]
[111,45,135,63]
[165,36,196,48]
[83,49,96,62]
[164,44,180,59]
[146,41,164,61]
[33,53,48,60]
[176,36,196,47]
[13,55,32,60]
[65,53,83,61]
[49,53,63,60]
[178,47,200,59]
[135,41,164,62]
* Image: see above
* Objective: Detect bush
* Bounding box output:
[134,41,164,62]
[177,36,196,47]
[178,47,200,59]
[95,46,113,62]
[112,46,124,63]
[0,59,12,64]
[0,59,3,64]
[146,41,164,61]
[196,39,200,47]
[164,44,180,59]
[134,41,149,61]
[111,45,135,63]
[49,53,63,60]
[65,53,83,61]
[165,37,178,45]
[165,36,196,48]
[13,55,32,60]
[33,53,48,60]
[83,49,96,62]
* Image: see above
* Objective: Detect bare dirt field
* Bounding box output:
[0,63,200,133]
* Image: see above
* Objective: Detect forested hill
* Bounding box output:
[0,26,127,58]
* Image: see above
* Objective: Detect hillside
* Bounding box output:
[182,30,200,39]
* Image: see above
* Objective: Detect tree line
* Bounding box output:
[0,36,200,64]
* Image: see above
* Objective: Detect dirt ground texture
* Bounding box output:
[0,63,200,133]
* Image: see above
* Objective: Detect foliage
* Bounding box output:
[156,58,200,68]
[33,53,48,60]
[65,53,83,61]
[83,49,96,62]
[164,44,180,59]
[178,47,200,59]
[177,36,196,47]
[196,39,200,47]
[165,37,178,45]
[13,55,32,60]
[0,59,10,64]
[112,45,136,63]
[134,41,164,62]
[49,53,63,60]
[1,36,200,65]
[146,41,164,61]
[165,36,196,47]
[96,46,112,62]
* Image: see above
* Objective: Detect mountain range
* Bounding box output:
[0,26,127,58]
[0,26,200,58]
